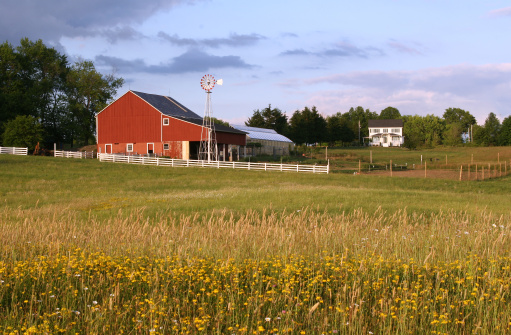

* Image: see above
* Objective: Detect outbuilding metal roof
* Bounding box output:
[231,125,294,143]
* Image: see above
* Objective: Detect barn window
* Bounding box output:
[127,143,133,152]
[163,118,169,125]
[163,143,169,150]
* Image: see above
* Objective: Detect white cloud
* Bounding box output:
[299,63,511,124]
[488,7,511,17]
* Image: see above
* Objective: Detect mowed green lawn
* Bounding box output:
[1,153,510,219]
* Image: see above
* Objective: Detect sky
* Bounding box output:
[1,0,511,125]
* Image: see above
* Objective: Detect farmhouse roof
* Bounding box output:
[231,125,294,143]
[132,91,202,120]
[368,119,403,128]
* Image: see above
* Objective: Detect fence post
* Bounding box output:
[425,161,427,178]
[459,165,462,181]
[468,164,471,180]
[390,160,393,177]
[482,166,484,180]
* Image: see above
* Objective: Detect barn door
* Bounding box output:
[105,144,112,154]
[147,143,154,155]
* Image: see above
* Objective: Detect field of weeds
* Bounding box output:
[1,154,511,334]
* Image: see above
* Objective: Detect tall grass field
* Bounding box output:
[1,153,511,334]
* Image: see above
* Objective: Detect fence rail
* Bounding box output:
[0,146,28,155]
[54,150,95,159]
[98,153,329,174]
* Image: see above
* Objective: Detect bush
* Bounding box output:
[2,115,43,151]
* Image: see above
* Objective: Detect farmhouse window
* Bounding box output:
[127,144,133,152]
[163,143,169,150]
[391,128,400,133]
[383,128,389,133]
[163,118,169,125]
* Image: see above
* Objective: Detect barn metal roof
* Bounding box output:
[231,125,294,143]
[132,91,203,120]
[131,90,245,135]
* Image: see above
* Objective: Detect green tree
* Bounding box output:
[2,115,43,151]
[443,123,463,146]
[66,60,124,146]
[481,112,501,146]
[443,108,476,130]
[343,106,378,144]
[210,117,230,127]
[472,124,487,146]
[0,38,69,146]
[0,41,19,132]
[288,106,326,145]
[379,106,401,119]
[326,112,355,145]
[498,116,511,146]
[245,104,288,135]
[442,108,476,144]
[402,114,444,148]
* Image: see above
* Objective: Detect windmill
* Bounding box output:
[198,74,222,162]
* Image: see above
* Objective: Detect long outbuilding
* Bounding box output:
[96,90,246,160]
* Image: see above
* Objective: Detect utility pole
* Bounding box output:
[358,120,361,146]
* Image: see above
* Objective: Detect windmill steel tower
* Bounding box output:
[198,74,222,162]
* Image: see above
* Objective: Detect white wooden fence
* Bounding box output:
[98,153,329,174]
[0,146,28,155]
[54,150,95,159]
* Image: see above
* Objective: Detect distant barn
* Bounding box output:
[96,90,246,160]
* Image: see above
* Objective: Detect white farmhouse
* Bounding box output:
[367,119,404,147]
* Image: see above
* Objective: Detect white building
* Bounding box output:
[367,119,404,147]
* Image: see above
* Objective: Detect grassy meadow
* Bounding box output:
[319,146,511,173]
[1,151,511,334]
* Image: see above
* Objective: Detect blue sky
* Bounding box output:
[1,0,510,124]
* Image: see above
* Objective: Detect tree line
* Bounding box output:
[245,105,511,148]
[0,38,123,151]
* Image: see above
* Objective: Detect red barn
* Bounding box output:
[96,90,246,160]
